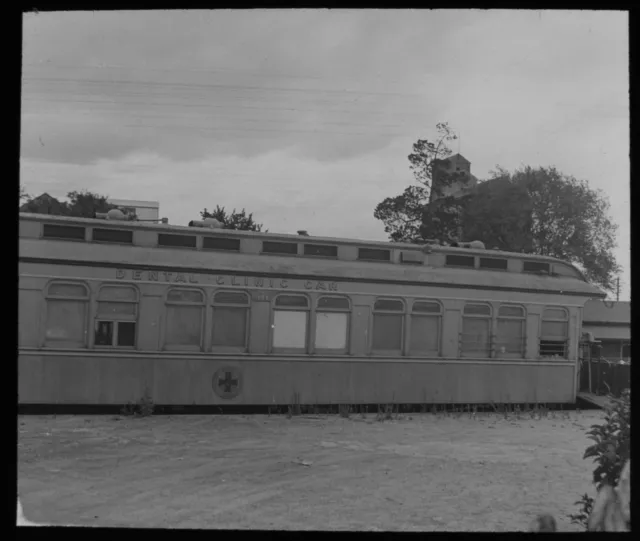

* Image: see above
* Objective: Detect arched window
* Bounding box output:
[496,304,526,358]
[164,288,205,350]
[410,300,442,355]
[315,296,350,353]
[44,281,89,348]
[540,307,569,358]
[212,290,250,350]
[372,298,405,354]
[272,294,310,352]
[94,285,138,348]
[461,303,492,357]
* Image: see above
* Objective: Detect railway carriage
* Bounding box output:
[18,211,605,408]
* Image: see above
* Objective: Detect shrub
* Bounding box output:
[121,388,155,418]
[569,388,630,529]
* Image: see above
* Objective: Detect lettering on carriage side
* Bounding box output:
[112,269,338,291]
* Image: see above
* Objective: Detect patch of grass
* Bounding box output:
[338,404,351,418]
[376,404,396,422]
[120,388,155,418]
[287,392,302,418]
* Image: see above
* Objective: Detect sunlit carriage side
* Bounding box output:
[18,212,606,408]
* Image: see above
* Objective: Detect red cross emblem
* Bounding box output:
[212,367,242,399]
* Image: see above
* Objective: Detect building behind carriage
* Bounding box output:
[582,299,630,363]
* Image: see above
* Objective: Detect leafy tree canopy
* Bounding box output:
[200,205,265,232]
[373,123,621,292]
[20,189,114,217]
[484,166,620,291]
[374,122,465,241]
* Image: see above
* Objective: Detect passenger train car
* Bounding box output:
[18,211,606,408]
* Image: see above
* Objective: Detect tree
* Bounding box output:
[200,205,264,231]
[19,189,115,218]
[19,185,30,205]
[66,190,114,217]
[374,122,466,242]
[457,171,535,252]
[475,166,620,291]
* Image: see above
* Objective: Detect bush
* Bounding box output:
[569,388,630,529]
[121,388,155,418]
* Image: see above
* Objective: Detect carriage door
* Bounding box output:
[248,291,272,354]
[350,305,371,355]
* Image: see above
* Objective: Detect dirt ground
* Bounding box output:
[17,409,605,531]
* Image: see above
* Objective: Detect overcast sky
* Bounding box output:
[21,10,629,299]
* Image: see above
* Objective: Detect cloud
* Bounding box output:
[20,10,629,298]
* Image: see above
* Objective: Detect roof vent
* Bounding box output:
[188,218,223,229]
[95,208,130,221]
[297,230,309,236]
[459,240,485,250]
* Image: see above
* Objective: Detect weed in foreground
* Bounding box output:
[120,388,155,418]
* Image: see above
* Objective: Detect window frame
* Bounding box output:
[211,289,251,353]
[539,306,569,359]
[43,280,90,348]
[42,223,86,241]
[495,304,526,359]
[262,241,299,256]
[357,247,391,262]
[314,295,351,355]
[460,302,493,358]
[523,260,551,274]
[157,233,197,249]
[202,236,241,252]
[162,287,206,352]
[408,299,442,357]
[445,254,476,268]
[478,257,508,271]
[371,297,405,356]
[271,293,310,354]
[93,284,139,349]
[303,243,339,258]
[91,227,134,245]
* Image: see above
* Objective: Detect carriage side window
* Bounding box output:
[315,296,350,353]
[496,305,526,357]
[94,285,138,348]
[212,291,250,349]
[44,281,89,348]
[461,303,492,358]
[410,300,442,355]
[540,307,569,358]
[272,295,310,352]
[164,288,205,350]
[372,298,405,353]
